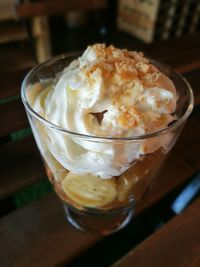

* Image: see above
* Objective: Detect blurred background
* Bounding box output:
[0,0,199,70]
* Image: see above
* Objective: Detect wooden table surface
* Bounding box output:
[112,197,200,267]
[0,32,200,267]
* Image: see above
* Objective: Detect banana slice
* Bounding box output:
[62,173,117,208]
[117,149,164,202]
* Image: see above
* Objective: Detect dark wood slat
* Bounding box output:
[15,0,107,19]
[0,45,36,72]
[128,33,200,73]
[0,193,100,267]
[0,22,28,44]
[184,70,200,107]
[145,33,200,63]
[146,40,200,73]
[147,33,200,56]
[114,32,200,73]
[174,69,200,169]
[0,151,194,267]
[160,48,200,74]
[0,137,46,198]
[175,111,200,170]
[115,32,200,55]
[112,197,200,267]
[0,99,28,137]
[136,152,194,214]
[0,68,29,99]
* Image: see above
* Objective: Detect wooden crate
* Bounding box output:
[117,0,200,43]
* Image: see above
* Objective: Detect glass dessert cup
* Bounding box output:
[21,54,193,235]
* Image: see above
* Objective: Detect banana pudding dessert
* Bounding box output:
[26,44,177,210]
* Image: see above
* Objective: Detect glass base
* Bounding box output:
[63,204,134,235]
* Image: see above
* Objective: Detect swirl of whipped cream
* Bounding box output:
[27,44,177,179]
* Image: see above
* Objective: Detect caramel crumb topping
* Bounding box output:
[118,107,140,128]
[81,44,169,130]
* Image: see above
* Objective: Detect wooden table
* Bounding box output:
[0,32,200,267]
[112,197,200,267]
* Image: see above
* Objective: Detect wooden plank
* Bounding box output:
[15,0,107,19]
[162,48,200,74]
[136,152,195,214]
[184,70,200,107]
[128,32,200,73]
[146,40,200,74]
[0,99,28,137]
[175,111,200,170]
[0,150,195,267]
[0,45,36,72]
[0,22,28,44]
[118,32,200,74]
[112,197,200,267]
[0,137,46,198]
[0,68,29,100]
[0,193,100,267]
[144,33,200,62]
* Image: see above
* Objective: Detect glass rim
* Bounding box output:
[21,53,194,142]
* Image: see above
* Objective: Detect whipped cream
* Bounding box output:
[27,44,177,179]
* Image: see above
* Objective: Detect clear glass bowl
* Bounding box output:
[21,54,193,235]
